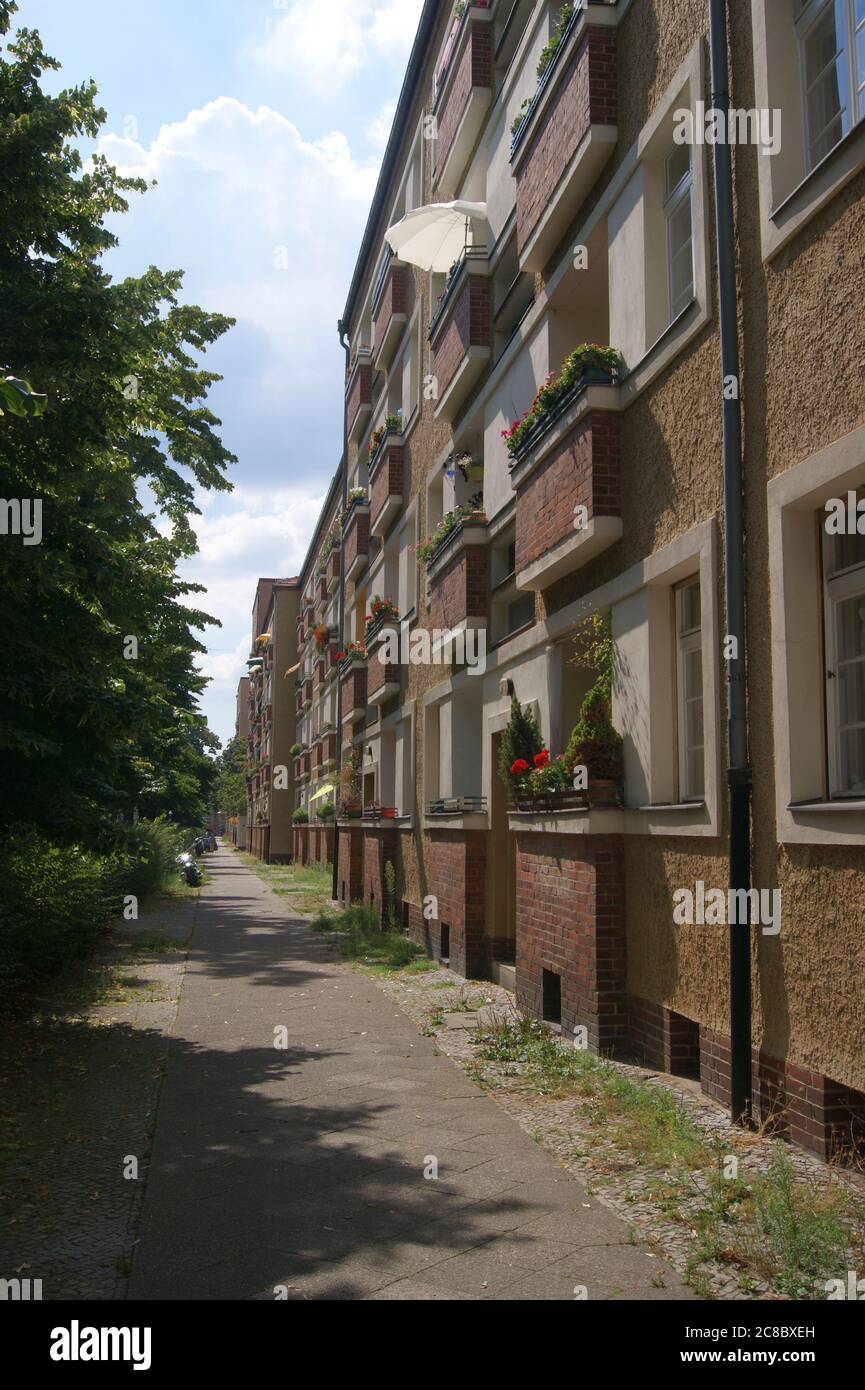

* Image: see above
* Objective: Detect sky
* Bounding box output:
[17,0,425,745]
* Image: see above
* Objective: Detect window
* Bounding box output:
[797,0,865,168]
[823,527,865,795]
[676,580,704,800]
[664,145,694,322]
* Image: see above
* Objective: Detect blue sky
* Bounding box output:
[17,0,424,744]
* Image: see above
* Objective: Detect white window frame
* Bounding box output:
[822,531,865,796]
[675,579,705,802]
[664,146,694,324]
[796,0,865,169]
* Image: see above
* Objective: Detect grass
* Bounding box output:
[235,854,334,915]
[469,1017,864,1299]
[310,902,433,973]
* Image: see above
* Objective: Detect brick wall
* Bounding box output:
[515,27,617,259]
[431,273,492,402]
[426,829,487,978]
[346,361,371,435]
[435,21,492,179]
[292,825,309,867]
[515,832,627,1051]
[515,410,620,574]
[367,650,400,700]
[308,825,334,867]
[362,827,398,923]
[373,264,407,354]
[337,825,363,905]
[370,444,403,529]
[340,662,367,720]
[343,507,369,576]
[428,540,488,632]
[629,996,700,1076]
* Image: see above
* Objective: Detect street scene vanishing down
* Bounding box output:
[1,0,864,1355]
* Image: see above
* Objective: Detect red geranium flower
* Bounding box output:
[510,758,531,776]
[533,749,550,768]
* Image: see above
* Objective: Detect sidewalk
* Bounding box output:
[128,846,694,1301]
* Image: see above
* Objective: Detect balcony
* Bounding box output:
[346,348,373,442]
[340,655,368,726]
[367,646,401,707]
[369,431,404,538]
[342,500,370,584]
[429,253,491,421]
[510,379,622,592]
[511,10,618,272]
[316,575,328,608]
[432,5,493,196]
[427,513,488,637]
[302,677,313,708]
[372,260,408,371]
[326,548,340,595]
[321,731,337,767]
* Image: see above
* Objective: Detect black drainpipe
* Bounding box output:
[709,0,752,1126]
[331,321,351,904]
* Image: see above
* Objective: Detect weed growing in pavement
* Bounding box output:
[469,1017,863,1298]
[311,902,428,971]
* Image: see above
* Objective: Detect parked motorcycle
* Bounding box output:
[177,851,202,887]
[192,836,205,857]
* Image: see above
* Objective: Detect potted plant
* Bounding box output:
[292,808,309,825]
[338,756,362,817]
[313,623,331,653]
[317,801,335,821]
[364,596,400,641]
[290,743,303,758]
[341,487,368,526]
[502,345,622,460]
[498,695,544,789]
[368,410,403,461]
[564,684,623,804]
[416,493,485,567]
[335,641,367,667]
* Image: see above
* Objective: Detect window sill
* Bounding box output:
[788,799,865,813]
[636,800,706,812]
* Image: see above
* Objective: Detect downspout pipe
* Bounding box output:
[331,321,351,904]
[709,0,752,1126]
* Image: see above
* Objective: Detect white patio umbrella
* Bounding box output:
[384,200,488,273]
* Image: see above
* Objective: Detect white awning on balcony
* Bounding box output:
[384,200,487,272]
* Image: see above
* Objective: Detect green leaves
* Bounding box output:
[0,371,46,416]
[0,6,233,841]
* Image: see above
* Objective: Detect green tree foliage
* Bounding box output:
[211,735,247,819]
[0,2,235,842]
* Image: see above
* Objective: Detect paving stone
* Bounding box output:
[127,848,692,1301]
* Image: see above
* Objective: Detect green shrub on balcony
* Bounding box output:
[292,808,309,825]
[368,411,403,461]
[502,345,622,459]
[417,492,484,567]
[316,801,335,822]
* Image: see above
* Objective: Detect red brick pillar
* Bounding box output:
[427,829,487,978]
[515,832,626,1051]
[337,825,363,906]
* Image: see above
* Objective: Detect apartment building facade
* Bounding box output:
[232,674,250,850]
[245,577,301,862]
[287,0,864,1159]
[290,473,345,868]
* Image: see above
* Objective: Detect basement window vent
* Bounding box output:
[542,969,562,1028]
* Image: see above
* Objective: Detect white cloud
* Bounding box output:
[250,0,424,92]
[96,97,378,403]
[183,484,327,742]
[365,100,397,153]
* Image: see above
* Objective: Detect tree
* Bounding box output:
[211,736,248,820]
[0,2,235,842]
